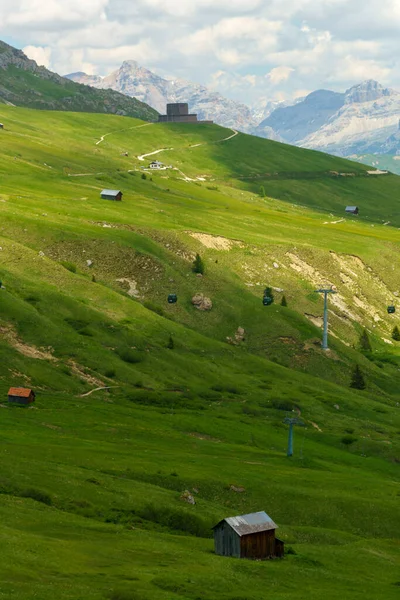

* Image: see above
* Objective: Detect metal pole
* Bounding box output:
[287,423,294,457]
[322,291,329,350]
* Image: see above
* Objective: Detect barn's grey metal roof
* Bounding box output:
[101,189,122,196]
[213,511,278,536]
[345,206,358,210]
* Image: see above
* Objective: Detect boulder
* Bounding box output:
[180,490,196,505]
[230,485,246,493]
[192,294,212,311]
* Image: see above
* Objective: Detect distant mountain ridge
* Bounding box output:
[0,41,157,120]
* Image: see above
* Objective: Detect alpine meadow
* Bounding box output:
[0,104,399,600]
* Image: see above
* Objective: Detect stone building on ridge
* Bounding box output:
[158,103,213,124]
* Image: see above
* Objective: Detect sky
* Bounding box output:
[0,0,399,106]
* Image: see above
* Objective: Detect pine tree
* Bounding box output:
[359,328,372,351]
[141,173,147,180]
[192,253,205,274]
[280,295,288,307]
[350,364,366,390]
[264,287,274,303]
[392,325,400,341]
[259,186,266,198]
[167,335,174,350]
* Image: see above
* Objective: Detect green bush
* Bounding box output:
[20,488,52,506]
[359,328,372,351]
[192,253,205,275]
[271,398,297,411]
[341,435,357,446]
[350,364,366,390]
[117,349,143,364]
[143,301,164,316]
[60,261,77,273]
[392,326,400,341]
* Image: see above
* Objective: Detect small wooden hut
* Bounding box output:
[100,189,123,201]
[8,387,36,405]
[213,511,284,560]
[345,206,359,215]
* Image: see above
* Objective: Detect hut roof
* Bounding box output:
[213,511,278,536]
[101,189,122,196]
[345,206,358,211]
[8,387,34,397]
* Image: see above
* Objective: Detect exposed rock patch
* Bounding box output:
[192,294,213,311]
[187,231,243,251]
[0,325,55,361]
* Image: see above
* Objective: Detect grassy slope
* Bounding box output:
[0,106,399,599]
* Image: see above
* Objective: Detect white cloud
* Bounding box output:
[267,66,295,85]
[23,45,51,68]
[0,0,400,105]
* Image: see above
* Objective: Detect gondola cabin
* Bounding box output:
[387,306,396,314]
[213,511,284,560]
[8,387,35,405]
[168,294,178,304]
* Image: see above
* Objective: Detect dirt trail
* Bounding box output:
[137,128,239,162]
[95,122,153,146]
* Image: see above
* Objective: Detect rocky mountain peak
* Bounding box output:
[344,80,395,104]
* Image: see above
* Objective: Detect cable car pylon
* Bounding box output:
[314,285,337,350]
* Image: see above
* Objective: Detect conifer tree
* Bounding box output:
[192,253,205,274]
[359,328,372,351]
[259,186,266,197]
[350,364,366,390]
[167,335,174,350]
[392,325,400,341]
[281,295,288,307]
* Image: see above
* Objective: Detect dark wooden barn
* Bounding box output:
[213,511,284,560]
[8,387,36,405]
[100,189,123,201]
[345,206,359,215]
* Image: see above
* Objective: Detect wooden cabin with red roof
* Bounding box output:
[8,387,35,405]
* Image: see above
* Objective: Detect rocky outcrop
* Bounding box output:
[192,294,213,311]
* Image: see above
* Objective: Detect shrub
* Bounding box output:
[392,326,400,341]
[350,364,366,390]
[105,369,116,378]
[60,261,77,273]
[167,335,174,350]
[359,328,372,351]
[141,173,147,180]
[341,435,357,446]
[117,349,143,364]
[20,488,52,506]
[281,295,288,307]
[259,185,266,197]
[192,253,205,274]
[143,301,164,316]
[271,398,297,411]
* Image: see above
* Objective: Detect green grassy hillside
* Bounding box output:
[0,106,399,600]
[0,41,157,121]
